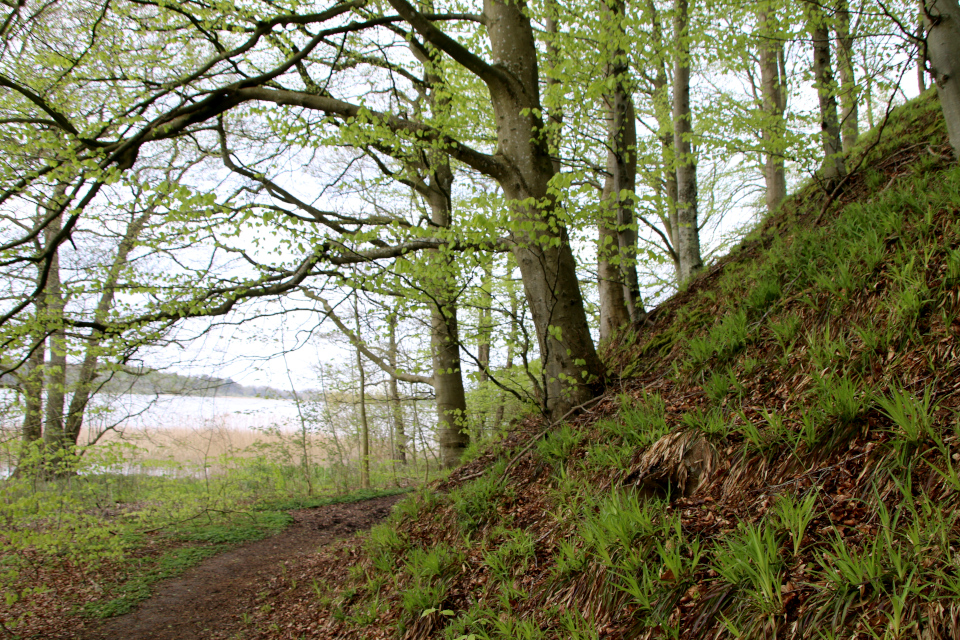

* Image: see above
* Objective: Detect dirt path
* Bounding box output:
[83,493,404,640]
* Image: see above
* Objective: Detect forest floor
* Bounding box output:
[75,493,404,640]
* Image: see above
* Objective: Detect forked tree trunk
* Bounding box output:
[389,0,604,417]
[673,0,703,283]
[482,0,604,416]
[807,1,847,181]
[923,0,960,160]
[758,7,788,213]
[835,0,860,153]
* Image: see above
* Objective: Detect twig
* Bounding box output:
[812,64,910,228]
[456,394,607,482]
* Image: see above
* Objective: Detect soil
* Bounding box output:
[81,493,404,640]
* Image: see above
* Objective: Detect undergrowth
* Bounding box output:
[190,92,960,639]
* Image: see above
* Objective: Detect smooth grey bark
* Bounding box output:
[923,0,960,160]
[673,0,703,283]
[21,204,48,445]
[354,292,370,490]
[42,208,67,451]
[483,0,604,414]
[598,0,638,341]
[835,0,860,153]
[807,1,847,181]
[423,165,470,469]
[20,336,44,445]
[759,7,788,213]
[388,0,604,417]
[644,0,681,279]
[387,316,406,465]
[602,0,644,324]
[477,266,493,386]
[917,15,928,92]
[407,40,470,469]
[64,208,152,446]
[545,9,563,176]
[598,219,630,342]
[493,279,519,429]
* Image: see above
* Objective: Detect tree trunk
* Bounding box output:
[598,219,630,342]
[673,0,703,283]
[758,7,788,213]
[646,0,682,279]
[601,0,644,325]
[923,0,960,160]
[917,14,928,93]
[354,293,370,489]
[20,338,44,445]
[423,158,470,469]
[477,265,493,385]
[387,316,406,465]
[390,0,604,417]
[493,277,519,429]
[835,0,859,153]
[64,209,152,445]
[481,0,604,417]
[42,211,67,453]
[807,1,847,181]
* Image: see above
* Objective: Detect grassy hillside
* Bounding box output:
[247,91,960,639]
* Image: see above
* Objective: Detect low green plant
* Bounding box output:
[703,368,743,405]
[772,491,819,557]
[81,545,224,618]
[805,323,851,373]
[483,527,535,583]
[582,440,635,472]
[815,374,869,425]
[536,423,583,468]
[876,385,938,445]
[366,522,408,573]
[682,407,730,439]
[769,315,801,351]
[712,522,784,615]
[450,460,509,533]
[745,276,782,318]
[399,543,463,619]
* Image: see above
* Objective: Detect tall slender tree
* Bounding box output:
[758,4,789,213]
[673,0,703,282]
[835,0,860,152]
[806,0,847,181]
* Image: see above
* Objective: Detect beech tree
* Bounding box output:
[1,0,956,466]
[923,0,960,159]
[806,0,847,181]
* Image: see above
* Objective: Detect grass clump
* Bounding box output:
[450,460,510,534]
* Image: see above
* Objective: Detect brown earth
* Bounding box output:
[80,493,404,640]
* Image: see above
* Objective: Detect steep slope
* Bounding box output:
[247,91,960,640]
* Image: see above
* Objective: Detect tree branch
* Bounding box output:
[303,288,434,386]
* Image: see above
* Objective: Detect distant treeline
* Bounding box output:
[94,369,297,399]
